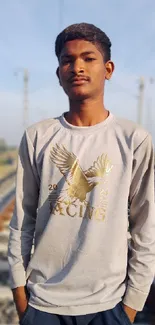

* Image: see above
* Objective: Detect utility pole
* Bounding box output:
[137,77,145,125]
[23,69,29,130]
[14,68,29,131]
[147,78,154,136]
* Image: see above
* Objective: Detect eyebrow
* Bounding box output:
[60,51,96,59]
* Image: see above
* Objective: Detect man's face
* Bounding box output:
[57,39,114,101]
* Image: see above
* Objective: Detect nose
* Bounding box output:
[70,59,84,75]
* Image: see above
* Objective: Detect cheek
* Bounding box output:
[93,69,105,85]
[59,70,69,86]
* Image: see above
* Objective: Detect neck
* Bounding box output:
[66,97,109,127]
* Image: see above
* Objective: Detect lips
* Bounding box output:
[69,76,89,86]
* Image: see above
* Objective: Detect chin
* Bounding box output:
[67,89,90,101]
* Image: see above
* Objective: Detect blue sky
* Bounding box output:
[0,0,155,145]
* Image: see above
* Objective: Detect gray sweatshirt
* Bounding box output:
[8,113,155,315]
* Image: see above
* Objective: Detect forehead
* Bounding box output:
[60,39,103,58]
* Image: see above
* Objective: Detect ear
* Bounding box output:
[105,61,115,80]
[56,67,62,86]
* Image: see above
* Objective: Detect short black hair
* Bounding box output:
[55,23,112,62]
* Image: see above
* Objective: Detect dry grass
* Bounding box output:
[0,150,17,161]
[0,150,17,179]
[0,165,16,179]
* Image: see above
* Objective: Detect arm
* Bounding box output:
[123,134,155,317]
[8,131,39,317]
[12,287,29,319]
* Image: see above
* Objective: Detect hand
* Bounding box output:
[12,286,28,320]
[123,304,137,323]
[18,301,28,321]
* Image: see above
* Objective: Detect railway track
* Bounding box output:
[0,171,16,186]
[0,195,18,324]
[0,170,16,229]
[0,197,15,231]
[0,172,15,204]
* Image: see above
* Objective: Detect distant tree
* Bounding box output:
[8,145,17,150]
[0,138,7,152]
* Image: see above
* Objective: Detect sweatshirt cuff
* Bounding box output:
[9,268,26,289]
[123,285,148,311]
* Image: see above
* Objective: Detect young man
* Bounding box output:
[8,23,155,325]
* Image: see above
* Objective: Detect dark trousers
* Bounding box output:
[20,302,132,325]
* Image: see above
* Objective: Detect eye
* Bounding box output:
[85,57,96,62]
[61,60,71,66]
[60,57,73,66]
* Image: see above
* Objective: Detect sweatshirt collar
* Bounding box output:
[59,112,114,134]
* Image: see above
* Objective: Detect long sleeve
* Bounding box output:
[123,134,155,311]
[8,130,39,289]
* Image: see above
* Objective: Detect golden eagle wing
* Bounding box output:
[84,154,113,178]
[50,144,84,182]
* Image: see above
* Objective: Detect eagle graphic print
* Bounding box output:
[48,144,113,221]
